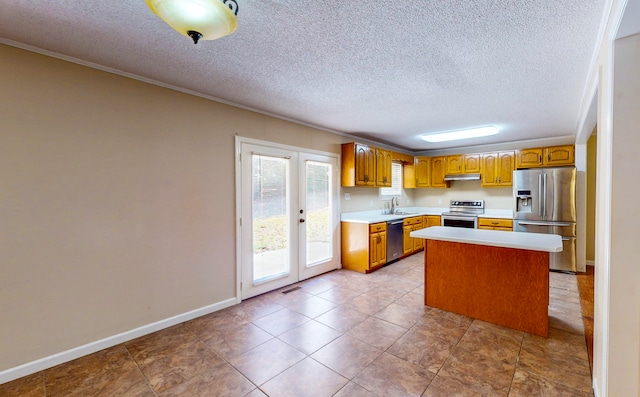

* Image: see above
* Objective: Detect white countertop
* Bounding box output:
[410,226,562,252]
[340,207,514,224]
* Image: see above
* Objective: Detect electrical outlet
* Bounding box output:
[344,193,350,200]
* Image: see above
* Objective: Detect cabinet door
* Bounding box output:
[497,151,515,186]
[446,155,463,174]
[369,231,386,267]
[376,148,392,187]
[355,144,376,186]
[402,225,413,255]
[403,163,416,189]
[424,215,441,228]
[544,145,574,166]
[516,148,543,169]
[463,154,481,173]
[481,153,498,187]
[412,221,424,252]
[430,157,449,188]
[415,157,430,187]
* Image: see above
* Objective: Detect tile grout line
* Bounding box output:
[123,344,159,397]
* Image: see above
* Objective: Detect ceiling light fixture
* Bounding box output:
[145,0,238,44]
[420,126,499,143]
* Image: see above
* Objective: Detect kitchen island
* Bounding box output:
[410,226,562,337]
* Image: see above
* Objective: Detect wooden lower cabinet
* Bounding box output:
[341,215,441,274]
[369,224,387,267]
[341,222,387,273]
[478,218,513,231]
[403,216,424,255]
[423,215,441,228]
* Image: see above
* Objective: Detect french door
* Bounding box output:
[237,138,340,300]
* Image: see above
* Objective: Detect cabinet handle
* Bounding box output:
[539,155,542,163]
[548,154,551,162]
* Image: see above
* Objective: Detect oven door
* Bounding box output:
[441,215,477,228]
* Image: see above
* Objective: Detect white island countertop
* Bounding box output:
[411,226,562,252]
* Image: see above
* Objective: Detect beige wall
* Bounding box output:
[0,43,347,372]
[586,132,597,262]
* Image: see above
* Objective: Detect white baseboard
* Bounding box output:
[586,260,595,267]
[0,297,237,385]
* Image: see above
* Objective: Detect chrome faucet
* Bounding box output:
[390,197,398,214]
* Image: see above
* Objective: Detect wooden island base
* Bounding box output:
[425,240,549,336]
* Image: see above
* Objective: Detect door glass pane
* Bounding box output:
[305,161,332,266]
[252,155,290,282]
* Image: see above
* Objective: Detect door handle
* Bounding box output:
[542,173,547,218]
[538,174,543,217]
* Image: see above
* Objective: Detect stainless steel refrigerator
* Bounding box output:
[513,167,576,272]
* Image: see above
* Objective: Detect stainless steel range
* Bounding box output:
[441,200,484,228]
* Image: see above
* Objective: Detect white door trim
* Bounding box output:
[234,136,341,302]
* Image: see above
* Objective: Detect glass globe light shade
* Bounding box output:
[146,0,238,44]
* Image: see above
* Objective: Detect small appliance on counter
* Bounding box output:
[513,167,576,272]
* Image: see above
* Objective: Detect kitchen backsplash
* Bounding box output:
[340,180,513,213]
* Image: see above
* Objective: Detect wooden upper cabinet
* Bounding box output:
[482,153,499,187]
[446,155,464,174]
[375,148,392,187]
[341,142,376,187]
[430,156,450,188]
[516,148,543,168]
[545,145,575,166]
[497,151,515,186]
[447,154,481,174]
[482,151,515,187]
[402,163,416,189]
[463,154,481,173]
[415,156,431,187]
[516,145,575,169]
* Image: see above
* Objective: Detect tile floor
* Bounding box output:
[0,254,593,396]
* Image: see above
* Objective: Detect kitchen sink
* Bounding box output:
[390,211,418,215]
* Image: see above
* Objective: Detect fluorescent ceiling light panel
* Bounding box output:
[421,126,499,143]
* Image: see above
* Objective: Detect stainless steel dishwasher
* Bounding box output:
[386,219,404,263]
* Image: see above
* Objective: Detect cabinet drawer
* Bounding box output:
[478,218,513,228]
[402,216,422,226]
[369,222,387,233]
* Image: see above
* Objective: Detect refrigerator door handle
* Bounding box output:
[517,221,573,227]
[538,174,543,217]
[542,173,547,219]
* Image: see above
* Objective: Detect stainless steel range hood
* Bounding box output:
[443,173,481,181]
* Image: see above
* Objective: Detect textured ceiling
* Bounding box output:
[0,1,613,151]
